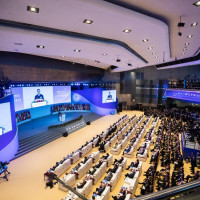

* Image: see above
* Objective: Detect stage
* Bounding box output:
[17,112,90,140]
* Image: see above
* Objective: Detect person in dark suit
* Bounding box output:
[34,89,44,101]
[112,193,126,200]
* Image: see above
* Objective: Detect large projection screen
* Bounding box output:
[0,102,12,135]
[102,90,117,103]
[12,86,71,111]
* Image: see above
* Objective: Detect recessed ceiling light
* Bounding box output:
[27,6,39,13]
[152,52,156,55]
[61,56,65,58]
[187,35,193,38]
[123,29,131,33]
[155,56,158,59]
[143,39,148,42]
[182,52,185,55]
[191,22,198,26]
[74,49,81,52]
[183,48,187,51]
[185,43,189,46]
[83,19,93,24]
[157,59,160,61]
[14,43,23,45]
[193,1,200,7]
[102,53,107,56]
[148,47,153,50]
[37,45,45,49]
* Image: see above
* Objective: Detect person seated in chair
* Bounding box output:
[88,166,97,175]
[125,168,136,179]
[77,178,87,188]
[107,164,118,173]
[101,153,109,160]
[114,157,124,164]
[104,172,113,181]
[123,145,132,155]
[99,142,106,153]
[126,159,139,170]
[112,193,126,200]
[96,182,106,196]
[95,160,103,168]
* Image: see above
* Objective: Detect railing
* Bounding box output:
[134,180,200,200]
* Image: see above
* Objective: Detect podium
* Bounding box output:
[32,100,47,108]
[59,113,65,122]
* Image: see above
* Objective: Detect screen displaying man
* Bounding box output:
[106,92,113,100]
[34,89,44,102]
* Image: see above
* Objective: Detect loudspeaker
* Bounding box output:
[86,121,91,125]
[109,65,118,70]
[63,132,68,137]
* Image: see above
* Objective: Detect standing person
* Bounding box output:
[191,152,197,174]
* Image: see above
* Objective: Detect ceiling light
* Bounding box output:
[183,48,187,51]
[152,52,156,55]
[14,43,23,45]
[187,35,193,38]
[155,56,158,59]
[143,39,148,42]
[83,19,93,24]
[157,59,160,62]
[37,45,45,49]
[191,22,198,26]
[182,52,185,55]
[61,56,65,58]
[74,49,81,52]
[193,1,200,7]
[185,43,189,46]
[102,53,107,56]
[123,29,131,33]
[148,47,153,50]
[27,6,39,13]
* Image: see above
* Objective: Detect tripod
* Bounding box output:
[0,162,10,181]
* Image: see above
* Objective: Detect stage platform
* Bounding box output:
[13,112,103,160]
[18,112,89,140]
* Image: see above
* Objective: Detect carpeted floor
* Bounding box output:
[0,111,194,200]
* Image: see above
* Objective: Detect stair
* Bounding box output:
[83,112,103,123]
[12,112,103,160]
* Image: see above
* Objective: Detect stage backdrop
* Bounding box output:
[0,95,18,162]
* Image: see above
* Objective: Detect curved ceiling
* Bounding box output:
[0,0,199,72]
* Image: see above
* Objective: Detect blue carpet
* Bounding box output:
[18,112,90,140]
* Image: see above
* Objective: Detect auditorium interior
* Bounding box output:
[1,1,200,200]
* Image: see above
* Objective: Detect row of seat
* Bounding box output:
[137,118,156,162]
[62,154,114,200]
[123,116,152,158]
[48,115,129,177]
[122,161,143,198]
[58,151,100,192]
[111,115,146,156]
